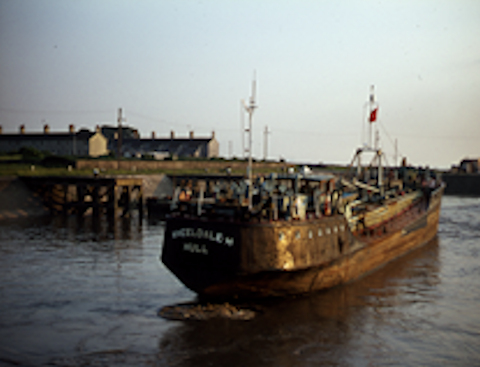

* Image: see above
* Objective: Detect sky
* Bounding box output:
[0,0,479,169]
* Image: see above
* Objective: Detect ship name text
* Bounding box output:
[172,227,235,247]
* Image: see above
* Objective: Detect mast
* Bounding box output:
[368,85,378,149]
[394,138,398,167]
[355,86,383,190]
[240,100,245,159]
[242,74,257,210]
[117,108,126,159]
[367,86,383,194]
[263,125,270,161]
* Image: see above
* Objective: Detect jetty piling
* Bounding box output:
[21,176,143,219]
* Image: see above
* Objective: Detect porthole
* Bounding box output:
[334,226,338,233]
[295,231,301,239]
[308,230,313,239]
[326,228,331,235]
[318,228,323,237]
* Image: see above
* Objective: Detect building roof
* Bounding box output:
[101,125,139,140]
[0,131,94,141]
[119,138,213,156]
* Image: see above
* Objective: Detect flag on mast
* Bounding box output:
[369,108,378,123]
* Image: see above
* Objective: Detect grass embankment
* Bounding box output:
[0,162,286,177]
[0,151,335,177]
[0,163,90,177]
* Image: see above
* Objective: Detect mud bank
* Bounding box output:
[0,177,48,220]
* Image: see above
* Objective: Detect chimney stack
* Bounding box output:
[189,131,194,139]
[44,124,50,134]
[20,125,25,134]
[170,130,175,139]
[211,130,215,139]
[69,124,75,133]
[151,131,156,139]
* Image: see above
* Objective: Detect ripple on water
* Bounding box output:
[0,197,479,366]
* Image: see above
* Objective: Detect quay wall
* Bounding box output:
[442,173,480,196]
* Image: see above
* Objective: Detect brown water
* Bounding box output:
[0,196,479,366]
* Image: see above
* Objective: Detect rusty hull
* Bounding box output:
[162,186,444,298]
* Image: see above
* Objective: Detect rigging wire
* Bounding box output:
[377,120,403,161]
[362,102,369,146]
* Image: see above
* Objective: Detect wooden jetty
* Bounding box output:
[21,176,143,218]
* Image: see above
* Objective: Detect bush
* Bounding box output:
[19,147,50,162]
[41,156,75,168]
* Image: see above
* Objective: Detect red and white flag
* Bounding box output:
[369,108,378,123]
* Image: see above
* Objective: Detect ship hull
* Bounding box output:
[162,186,444,298]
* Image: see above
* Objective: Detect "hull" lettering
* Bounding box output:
[183,242,208,255]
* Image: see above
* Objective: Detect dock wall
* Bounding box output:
[442,173,480,196]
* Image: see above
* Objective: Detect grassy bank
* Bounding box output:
[0,161,288,177]
[0,151,339,177]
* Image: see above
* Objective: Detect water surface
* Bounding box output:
[0,197,479,366]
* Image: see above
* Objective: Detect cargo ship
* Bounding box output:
[161,86,444,298]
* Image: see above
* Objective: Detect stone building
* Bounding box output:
[103,128,219,159]
[459,159,480,173]
[0,125,108,157]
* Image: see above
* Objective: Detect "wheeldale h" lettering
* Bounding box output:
[172,228,235,247]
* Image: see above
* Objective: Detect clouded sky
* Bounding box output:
[1,0,479,168]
